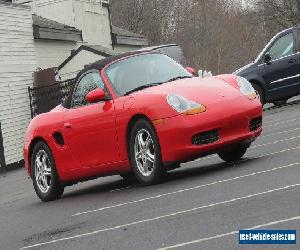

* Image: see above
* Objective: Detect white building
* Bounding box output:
[0,1,35,168]
[29,0,148,80]
[0,0,148,169]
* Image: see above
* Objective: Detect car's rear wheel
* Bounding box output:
[129,119,166,185]
[31,141,64,202]
[251,82,265,105]
[217,144,250,163]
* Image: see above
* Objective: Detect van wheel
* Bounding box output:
[273,99,288,107]
[31,141,64,202]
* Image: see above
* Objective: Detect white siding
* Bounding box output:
[33,0,112,49]
[58,49,105,80]
[35,40,77,69]
[0,3,36,165]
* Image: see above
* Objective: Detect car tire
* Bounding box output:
[273,99,288,107]
[129,119,166,185]
[31,141,64,202]
[251,83,265,105]
[217,144,250,163]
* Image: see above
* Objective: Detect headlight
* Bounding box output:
[236,76,257,100]
[167,94,206,115]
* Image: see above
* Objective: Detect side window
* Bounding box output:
[72,72,105,108]
[267,33,295,61]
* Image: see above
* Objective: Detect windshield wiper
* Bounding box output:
[124,76,192,95]
[165,76,192,83]
[125,82,162,95]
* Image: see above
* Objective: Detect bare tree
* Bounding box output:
[110,0,268,74]
[261,0,300,28]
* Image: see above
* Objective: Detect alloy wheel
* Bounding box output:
[134,129,155,177]
[34,150,52,193]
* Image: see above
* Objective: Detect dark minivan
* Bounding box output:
[235,27,300,105]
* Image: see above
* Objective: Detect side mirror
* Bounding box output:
[186,67,196,76]
[86,88,106,103]
[264,54,272,64]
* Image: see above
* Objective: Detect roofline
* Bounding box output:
[33,25,83,42]
[111,25,149,47]
[113,35,149,46]
[0,0,31,8]
[58,45,112,71]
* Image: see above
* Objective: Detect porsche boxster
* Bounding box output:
[23,51,263,201]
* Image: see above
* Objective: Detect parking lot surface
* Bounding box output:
[0,99,300,250]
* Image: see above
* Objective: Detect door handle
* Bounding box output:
[64,122,72,129]
[288,58,297,63]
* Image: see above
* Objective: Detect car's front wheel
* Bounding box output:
[217,144,250,163]
[31,141,64,202]
[129,119,166,185]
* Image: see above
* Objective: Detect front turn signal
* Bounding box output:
[183,105,207,115]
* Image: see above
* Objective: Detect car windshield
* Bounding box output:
[105,53,191,96]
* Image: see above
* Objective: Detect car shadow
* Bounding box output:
[62,178,139,199]
[62,157,261,200]
[166,157,261,183]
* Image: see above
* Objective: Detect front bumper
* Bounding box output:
[155,98,263,163]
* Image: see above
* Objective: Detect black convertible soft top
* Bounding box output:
[75,50,147,82]
[74,43,183,82]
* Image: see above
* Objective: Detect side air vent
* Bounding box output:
[192,129,220,145]
[250,117,262,132]
[53,132,65,145]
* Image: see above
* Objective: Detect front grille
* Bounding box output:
[192,129,219,145]
[250,117,262,131]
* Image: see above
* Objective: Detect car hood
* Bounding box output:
[134,76,242,105]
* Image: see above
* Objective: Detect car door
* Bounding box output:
[262,30,300,100]
[63,70,119,169]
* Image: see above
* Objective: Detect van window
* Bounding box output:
[267,33,295,61]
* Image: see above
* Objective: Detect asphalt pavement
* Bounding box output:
[0,98,300,250]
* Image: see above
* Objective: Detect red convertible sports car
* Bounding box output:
[23,51,263,201]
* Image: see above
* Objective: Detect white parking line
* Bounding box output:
[158,215,300,250]
[263,114,300,125]
[72,161,300,217]
[264,117,300,128]
[112,138,300,193]
[20,184,300,250]
[259,127,300,139]
[194,142,300,163]
[256,145,300,157]
[252,135,300,149]
[76,146,300,215]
